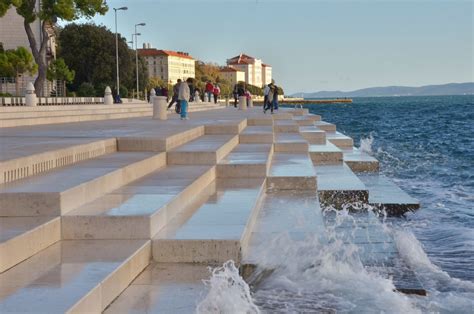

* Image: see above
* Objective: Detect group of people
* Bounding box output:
[167,78,194,120]
[263,81,279,114]
[232,83,253,108]
[205,81,221,104]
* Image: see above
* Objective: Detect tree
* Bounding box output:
[0,1,108,96]
[0,47,38,95]
[57,23,148,97]
[47,58,75,96]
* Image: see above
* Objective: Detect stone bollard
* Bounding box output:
[104,86,113,105]
[25,82,37,106]
[248,97,253,108]
[204,94,208,103]
[149,88,156,104]
[153,96,168,120]
[238,96,247,111]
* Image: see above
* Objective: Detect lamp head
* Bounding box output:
[114,6,128,11]
[137,23,146,26]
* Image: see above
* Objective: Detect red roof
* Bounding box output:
[227,53,257,65]
[220,67,244,73]
[262,63,272,67]
[138,49,194,60]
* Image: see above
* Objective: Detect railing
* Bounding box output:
[0,77,65,97]
[1,97,105,106]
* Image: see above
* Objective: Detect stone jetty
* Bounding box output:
[0,102,423,313]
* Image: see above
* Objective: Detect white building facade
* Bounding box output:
[219,67,245,86]
[138,47,195,84]
[226,53,272,87]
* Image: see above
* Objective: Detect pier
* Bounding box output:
[254,98,353,105]
[0,103,424,313]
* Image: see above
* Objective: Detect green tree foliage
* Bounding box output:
[0,46,37,95]
[47,58,75,82]
[57,23,148,96]
[0,0,108,96]
[76,82,95,97]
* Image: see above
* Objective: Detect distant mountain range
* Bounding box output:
[292,82,474,98]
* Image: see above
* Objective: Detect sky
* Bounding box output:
[75,0,473,94]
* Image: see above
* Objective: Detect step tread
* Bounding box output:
[358,174,419,206]
[66,165,211,217]
[0,239,149,313]
[274,133,307,143]
[0,152,157,193]
[219,144,272,165]
[309,141,342,153]
[0,217,56,243]
[155,178,264,241]
[169,135,235,152]
[269,153,316,177]
[315,163,367,191]
[240,126,273,134]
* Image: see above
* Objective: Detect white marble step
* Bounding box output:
[0,152,166,216]
[267,152,317,190]
[326,131,354,148]
[314,120,336,132]
[309,141,343,164]
[0,217,60,273]
[153,178,265,263]
[299,125,326,144]
[167,134,238,165]
[239,126,274,143]
[217,144,273,178]
[274,133,309,152]
[0,239,150,314]
[273,120,299,133]
[105,263,210,314]
[343,147,379,172]
[62,165,215,239]
[0,137,117,184]
[315,163,369,208]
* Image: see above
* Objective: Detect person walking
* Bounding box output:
[205,81,214,103]
[263,83,270,112]
[245,89,252,107]
[264,83,275,114]
[273,84,279,110]
[161,85,169,102]
[178,79,190,120]
[168,79,181,113]
[213,84,221,104]
[232,84,239,107]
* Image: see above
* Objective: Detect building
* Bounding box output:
[219,67,246,86]
[226,53,272,87]
[138,45,195,84]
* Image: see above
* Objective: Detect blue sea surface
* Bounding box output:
[307,95,473,282]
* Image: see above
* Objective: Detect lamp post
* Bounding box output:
[113,6,128,101]
[134,23,146,100]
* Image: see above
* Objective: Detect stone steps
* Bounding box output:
[0,152,166,216]
[167,134,238,165]
[309,141,343,164]
[62,165,215,239]
[315,163,369,208]
[217,143,273,178]
[343,148,379,172]
[0,138,117,184]
[0,216,60,273]
[0,239,150,313]
[299,125,326,144]
[326,131,354,148]
[357,174,420,216]
[274,133,309,152]
[0,106,152,119]
[267,152,317,190]
[273,120,299,133]
[314,120,336,132]
[239,126,274,144]
[153,178,265,263]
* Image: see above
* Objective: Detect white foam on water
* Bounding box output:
[359,134,375,154]
[197,260,260,314]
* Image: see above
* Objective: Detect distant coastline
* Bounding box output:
[292,82,474,98]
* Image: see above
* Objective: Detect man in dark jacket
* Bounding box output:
[168,79,181,113]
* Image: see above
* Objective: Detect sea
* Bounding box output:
[197,95,474,313]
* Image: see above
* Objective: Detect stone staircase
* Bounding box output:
[0,107,422,313]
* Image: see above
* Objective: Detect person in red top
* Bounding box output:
[212,84,221,104]
[205,81,214,103]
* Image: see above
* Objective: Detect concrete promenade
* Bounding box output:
[0,105,422,313]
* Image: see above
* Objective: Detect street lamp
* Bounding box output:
[134,22,146,99]
[113,6,128,101]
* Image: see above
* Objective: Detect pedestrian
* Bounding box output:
[213,84,220,104]
[245,89,252,107]
[232,84,239,107]
[264,83,274,114]
[273,84,279,110]
[161,85,169,101]
[205,81,214,103]
[179,78,191,120]
[263,83,270,112]
[168,79,181,113]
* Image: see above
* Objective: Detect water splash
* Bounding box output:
[359,134,375,155]
[197,260,260,314]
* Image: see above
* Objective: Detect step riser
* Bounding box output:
[273,125,299,133]
[167,136,238,165]
[1,139,117,184]
[239,133,274,144]
[217,164,268,178]
[317,124,337,132]
[310,152,343,164]
[68,241,151,313]
[0,153,167,216]
[267,177,317,190]
[318,190,369,209]
[346,161,380,172]
[274,142,309,153]
[62,167,216,239]
[295,120,315,126]
[247,118,273,126]
[329,138,354,148]
[272,113,293,120]
[205,120,246,135]
[0,218,61,273]
[301,133,326,145]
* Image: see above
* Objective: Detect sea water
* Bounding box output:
[198,95,473,313]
